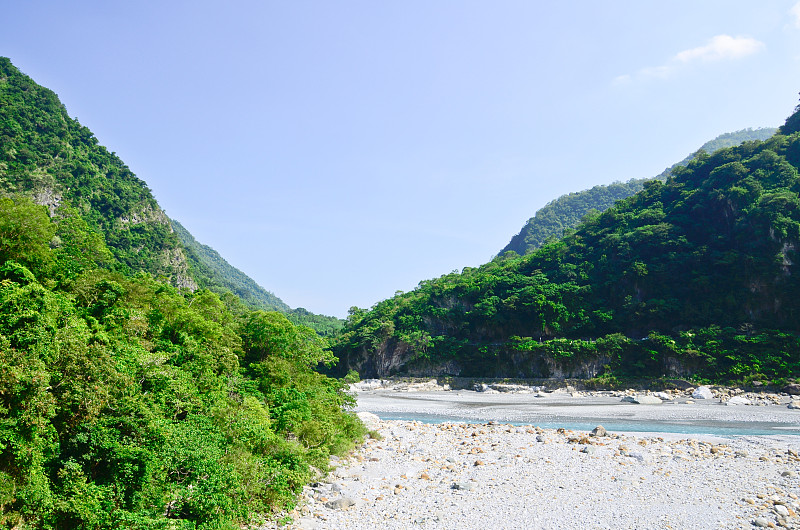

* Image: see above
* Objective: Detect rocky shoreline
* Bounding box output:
[258,380,800,529]
[279,416,800,529]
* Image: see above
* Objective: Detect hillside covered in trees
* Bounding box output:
[0,56,341,335]
[335,110,800,384]
[0,58,362,527]
[502,128,776,256]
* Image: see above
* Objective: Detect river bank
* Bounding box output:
[268,384,800,529]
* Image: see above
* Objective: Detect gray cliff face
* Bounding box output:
[348,339,700,381]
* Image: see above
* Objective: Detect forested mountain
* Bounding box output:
[0,57,195,289]
[335,109,800,383]
[0,58,363,527]
[171,218,290,311]
[502,128,776,256]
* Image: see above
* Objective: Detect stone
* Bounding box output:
[753,517,771,527]
[325,497,356,510]
[581,445,596,455]
[295,518,318,530]
[775,504,790,517]
[781,471,798,478]
[788,401,800,410]
[727,396,751,406]
[633,395,662,405]
[536,435,546,442]
[692,386,714,399]
[782,383,800,395]
[451,482,476,491]
[620,396,637,403]
[653,392,672,401]
[591,425,607,437]
[357,411,382,431]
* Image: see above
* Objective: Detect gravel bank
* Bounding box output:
[269,387,800,530]
[289,419,800,529]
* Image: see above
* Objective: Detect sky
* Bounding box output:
[3,1,800,317]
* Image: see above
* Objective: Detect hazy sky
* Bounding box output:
[3,1,800,317]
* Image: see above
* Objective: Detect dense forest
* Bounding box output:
[502,128,776,256]
[0,58,363,527]
[335,110,800,384]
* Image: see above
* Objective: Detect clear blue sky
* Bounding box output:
[3,1,800,317]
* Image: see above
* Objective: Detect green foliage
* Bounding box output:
[336,116,799,383]
[0,56,193,288]
[0,122,365,528]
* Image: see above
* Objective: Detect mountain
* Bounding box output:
[0,57,196,288]
[336,108,800,383]
[171,218,290,311]
[0,56,344,333]
[0,57,363,527]
[502,128,777,256]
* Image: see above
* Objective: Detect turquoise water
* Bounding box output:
[374,411,800,437]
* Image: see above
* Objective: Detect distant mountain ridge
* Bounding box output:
[502,127,777,256]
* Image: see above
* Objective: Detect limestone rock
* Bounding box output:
[591,425,607,437]
[782,383,800,395]
[325,497,356,510]
[633,395,662,405]
[357,411,382,430]
[692,386,714,399]
[726,396,751,406]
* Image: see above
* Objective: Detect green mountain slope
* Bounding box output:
[0,57,195,288]
[502,128,777,256]
[0,58,364,527]
[171,218,290,311]
[336,110,800,383]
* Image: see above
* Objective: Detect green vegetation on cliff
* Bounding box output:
[0,57,195,288]
[502,128,776,256]
[336,111,799,384]
[0,58,362,527]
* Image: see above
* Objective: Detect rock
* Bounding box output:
[775,504,790,517]
[783,383,800,395]
[753,517,772,527]
[357,411,382,430]
[653,392,672,401]
[692,386,714,399]
[581,445,596,455]
[727,396,751,406]
[325,497,356,510]
[536,435,546,443]
[591,425,607,437]
[620,396,637,403]
[781,471,798,478]
[451,482,476,491]
[633,395,662,405]
[788,401,800,410]
[295,518,318,530]
[627,451,652,464]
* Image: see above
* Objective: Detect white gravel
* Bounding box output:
[278,390,800,529]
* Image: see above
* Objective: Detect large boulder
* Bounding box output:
[782,383,800,395]
[692,386,714,399]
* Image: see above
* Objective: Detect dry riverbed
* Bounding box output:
[269,384,800,529]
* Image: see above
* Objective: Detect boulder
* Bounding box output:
[356,411,382,431]
[692,386,714,399]
[591,425,607,437]
[788,401,800,410]
[325,497,356,510]
[726,396,751,406]
[653,392,672,401]
[633,395,662,405]
[783,383,800,395]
